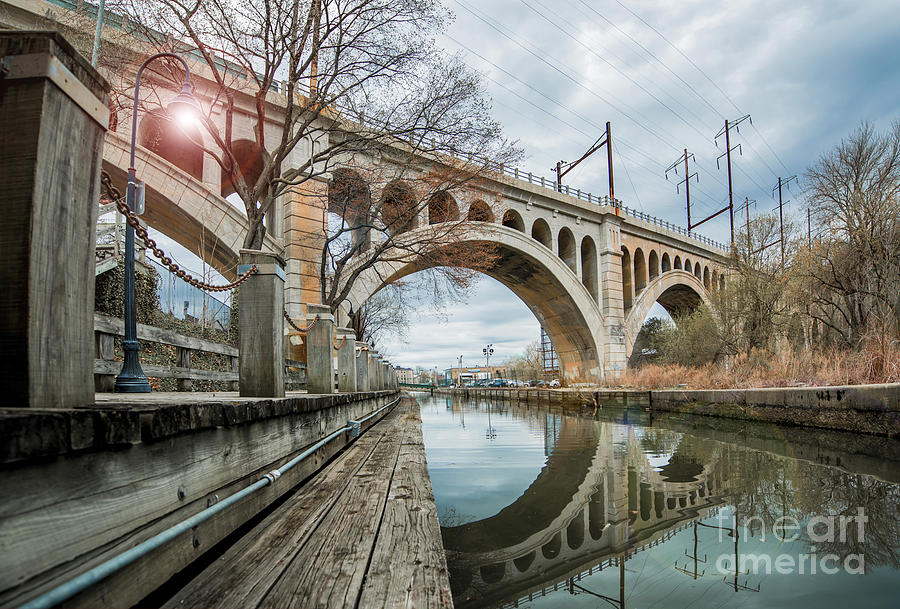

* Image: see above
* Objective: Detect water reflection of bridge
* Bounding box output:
[440,397,729,608]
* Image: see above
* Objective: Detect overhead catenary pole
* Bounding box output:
[725,120,735,248]
[665,149,698,231]
[715,115,751,253]
[554,122,615,212]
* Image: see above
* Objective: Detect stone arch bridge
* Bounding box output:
[1,0,733,381]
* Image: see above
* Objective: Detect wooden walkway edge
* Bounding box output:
[162,397,453,609]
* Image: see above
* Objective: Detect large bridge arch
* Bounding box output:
[624,270,713,360]
[345,223,606,382]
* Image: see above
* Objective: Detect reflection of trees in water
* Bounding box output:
[723,446,900,569]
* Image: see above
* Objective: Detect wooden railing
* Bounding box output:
[93,313,306,391]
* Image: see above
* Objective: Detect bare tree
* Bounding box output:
[120,0,517,255]
[801,120,900,347]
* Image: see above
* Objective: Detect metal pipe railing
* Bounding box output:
[21,395,402,609]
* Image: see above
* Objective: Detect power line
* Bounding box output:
[612,0,791,176]
[575,0,725,120]
[518,0,713,143]
[452,0,683,151]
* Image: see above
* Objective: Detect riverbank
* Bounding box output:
[438,382,900,437]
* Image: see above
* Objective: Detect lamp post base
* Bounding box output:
[114,340,152,392]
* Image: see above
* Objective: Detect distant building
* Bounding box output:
[396,367,415,384]
[445,366,508,385]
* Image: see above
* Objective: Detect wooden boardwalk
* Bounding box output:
[162,397,453,609]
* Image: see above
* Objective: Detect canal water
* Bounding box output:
[413,392,900,609]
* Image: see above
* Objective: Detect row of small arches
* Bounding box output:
[621,245,724,309]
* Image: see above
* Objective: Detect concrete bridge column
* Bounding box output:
[283,181,327,318]
[305,303,335,394]
[0,32,108,407]
[356,343,370,391]
[335,327,357,392]
[598,218,628,379]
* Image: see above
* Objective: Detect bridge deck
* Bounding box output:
[161,397,452,609]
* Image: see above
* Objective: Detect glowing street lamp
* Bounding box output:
[115,53,201,392]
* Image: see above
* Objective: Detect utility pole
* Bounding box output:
[482,343,493,371]
[715,115,751,251]
[665,149,698,231]
[745,196,752,256]
[554,122,615,212]
[808,208,812,249]
[772,176,797,266]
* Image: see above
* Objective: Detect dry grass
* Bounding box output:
[616,339,900,390]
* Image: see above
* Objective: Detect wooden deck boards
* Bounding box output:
[162,397,452,609]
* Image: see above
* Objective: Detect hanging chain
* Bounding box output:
[284,310,320,333]
[100,171,257,292]
[333,335,347,350]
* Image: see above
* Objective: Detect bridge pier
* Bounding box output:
[599,219,628,379]
[283,182,328,313]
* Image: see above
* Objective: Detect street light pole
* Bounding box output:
[482,343,494,377]
[115,53,202,392]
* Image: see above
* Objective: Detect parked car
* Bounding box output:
[549,379,560,387]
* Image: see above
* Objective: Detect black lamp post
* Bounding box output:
[115,53,202,392]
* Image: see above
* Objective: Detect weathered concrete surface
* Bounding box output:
[305,304,335,394]
[238,250,286,397]
[356,343,370,391]
[0,31,108,408]
[335,327,357,392]
[0,390,399,608]
[441,383,900,437]
[650,383,900,437]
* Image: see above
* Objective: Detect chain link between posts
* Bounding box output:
[284,311,319,333]
[100,171,257,292]
[333,335,347,351]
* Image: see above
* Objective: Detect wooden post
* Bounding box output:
[176,347,193,391]
[238,250,286,397]
[0,32,109,407]
[355,342,370,391]
[370,353,382,390]
[230,356,239,391]
[94,331,115,392]
[305,303,334,394]
[335,327,356,392]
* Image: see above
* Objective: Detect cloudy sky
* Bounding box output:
[377,0,900,370]
[147,1,899,372]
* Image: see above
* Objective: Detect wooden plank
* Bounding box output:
[162,412,397,609]
[93,313,239,356]
[258,410,404,608]
[93,359,238,382]
[357,404,453,609]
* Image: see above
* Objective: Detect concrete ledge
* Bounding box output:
[0,391,397,464]
[436,383,900,437]
[0,390,401,607]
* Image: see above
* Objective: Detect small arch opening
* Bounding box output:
[138,111,204,181]
[532,218,552,248]
[428,190,459,224]
[220,139,266,198]
[381,180,418,233]
[467,199,494,223]
[542,531,562,559]
[501,208,526,232]
[661,252,671,272]
[581,236,599,302]
[703,266,711,289]
[694,261,702,279]
[558,227,577,273]
[674,255,682,270]
[621,246,633,309]
[567,511,585,549]
[649,250,660,280]
[634,248,647,294]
